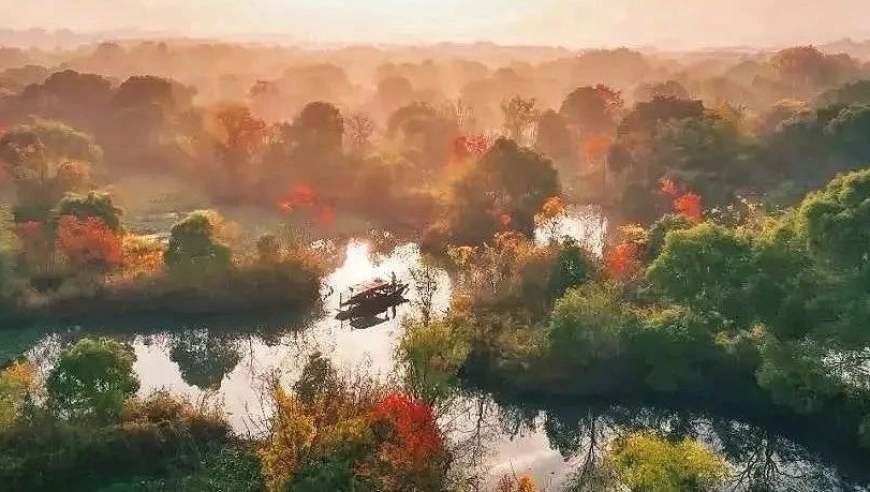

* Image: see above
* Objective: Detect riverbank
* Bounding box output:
[464,374,870,488]
[0,260,325,331]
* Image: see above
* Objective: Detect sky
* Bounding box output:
[5,0,870,48]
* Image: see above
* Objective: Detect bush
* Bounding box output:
[46,338,140,423]
[164,210,231,275]
[54,192,124,233]
[608,432,727,492]
[549,282,634,367]
[0,394,231,492]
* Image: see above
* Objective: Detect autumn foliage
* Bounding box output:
[448,134,493,178]
[581,132,613,167]
[276,183,336,226]
[369,392,444,472]
[604,242,641,280]
[56,216,123,270]
[261,362,447,492]
[659,178,703,222]
[496,474,541,492]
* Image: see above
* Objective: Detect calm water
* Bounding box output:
[4,208,870,490]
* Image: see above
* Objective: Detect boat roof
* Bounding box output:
[348,277,389,293]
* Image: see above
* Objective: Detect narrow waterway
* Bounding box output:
[4,208,870,490]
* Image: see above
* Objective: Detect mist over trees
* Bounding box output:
[4,30,870,492]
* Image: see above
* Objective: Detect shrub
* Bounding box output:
[609,433,727,492]
[46,338,140,423]
[54,192,123,233]
[56,216,124,271]
[164,210,231,275]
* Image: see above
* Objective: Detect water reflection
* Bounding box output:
[468,396,870,491]
[168,330,242,390]
[3,209,870,490]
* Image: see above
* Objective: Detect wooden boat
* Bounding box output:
[336,290,409,321]
[339,278,409,307]
[336,278,410,321]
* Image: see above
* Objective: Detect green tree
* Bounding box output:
[608,432,727,492]
[54,191,123,232]
[289,101,345,155]
[653,108,753,205]
[756,338,842,415]
[645,223,756,326]
[46,338,140,422]
[285,459,372,492]
[824,104,870,164]
[549,282,632,367]
[399,318,470,405]
[634,80,690,102]
[387,102,458,173]
[0,206,18,303]
[112,75,195,110]
[771,45,857,98]
[448,138,559,245]
[628,307,722,393]
[643,214,692,262]
[164,210,232,274]
[816,80,870,108]
[797,167,870,273]
[546,238,597,301]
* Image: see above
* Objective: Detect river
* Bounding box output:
[3,208,869,491]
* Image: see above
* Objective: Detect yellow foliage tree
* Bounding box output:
[0,361,37,428]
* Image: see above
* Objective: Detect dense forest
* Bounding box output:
[2,36,870,491]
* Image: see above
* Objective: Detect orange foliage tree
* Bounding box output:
[496,474,541,492]
[277,183,336,226]
[56,216,123,271]
[659,178,704,223]
[535,195,566,240]
[118,235,164,280]
[604,242,640,280]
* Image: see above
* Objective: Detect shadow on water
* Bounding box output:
[342,303,407,331]
[5,213,869,489]
[463,387,870,491]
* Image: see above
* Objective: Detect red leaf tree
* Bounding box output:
[369,392,446,489]
[659,178,703,223]
[604,242,640,280]
[56,216,123,271]
[276,183,336,226]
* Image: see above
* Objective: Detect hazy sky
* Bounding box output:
[6,0,870,48]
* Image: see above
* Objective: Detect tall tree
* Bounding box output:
[0,120,100,222]
[211,104,268,203]
[448,138,559,244]
[559,85,623,134]
[500,96,538,145]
